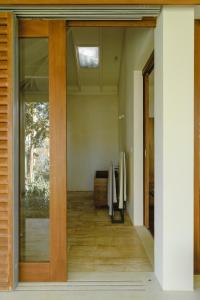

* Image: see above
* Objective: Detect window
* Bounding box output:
[77,46,99,68]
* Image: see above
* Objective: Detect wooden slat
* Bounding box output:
[0,194,8,202]
[0,70,8,79]
[0,220,8,228]
[0,34,8,41]
[0,12,13,291]
[0,79,8,88]
[0,19,8,26]
[0,89,8,97]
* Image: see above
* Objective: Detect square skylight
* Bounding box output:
[77,46,99,68]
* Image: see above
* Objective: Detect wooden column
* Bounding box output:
[143,52,154,229]
[0,12,14,290]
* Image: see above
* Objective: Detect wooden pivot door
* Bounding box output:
[19,20,67,282]
[143,53,154,229]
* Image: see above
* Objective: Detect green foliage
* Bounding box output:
[25,176,49,209]
[24,101,49,212]
[25,102,49,149]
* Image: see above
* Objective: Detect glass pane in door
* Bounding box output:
[19,38,49,262]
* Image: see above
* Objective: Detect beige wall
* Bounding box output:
[67,93,119,191]
[118,28,154,222]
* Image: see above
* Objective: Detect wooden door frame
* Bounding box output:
[143,52,154,229]
[67,19,156,28]
[18,20,67,282]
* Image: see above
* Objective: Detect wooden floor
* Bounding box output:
[68,192,153,272]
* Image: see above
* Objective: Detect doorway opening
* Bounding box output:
[67,25,154,279]
[18,19,155,282]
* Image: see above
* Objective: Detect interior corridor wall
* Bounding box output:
[67,93,119,191]
[118,28,154,223]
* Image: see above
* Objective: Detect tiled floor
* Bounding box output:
[68,191,153,273]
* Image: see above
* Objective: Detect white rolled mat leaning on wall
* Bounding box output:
[108,152,127,215]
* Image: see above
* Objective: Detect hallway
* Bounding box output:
[68,192,153,273]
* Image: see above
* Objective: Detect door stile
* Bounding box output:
[49,20,67,282]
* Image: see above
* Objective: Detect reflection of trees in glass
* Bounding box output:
[24,102,49,212]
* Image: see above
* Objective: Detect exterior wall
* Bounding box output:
[154,6,194,290]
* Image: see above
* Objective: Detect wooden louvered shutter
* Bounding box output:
[0,12,14,291]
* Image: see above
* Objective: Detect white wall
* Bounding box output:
[67,93,119,191]
[118,28,154,223]
[154,6,194,290]
[133,71,143,225]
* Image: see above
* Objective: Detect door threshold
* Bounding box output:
[17,272,160,292]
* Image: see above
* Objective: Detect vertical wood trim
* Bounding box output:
[194,20,200,274]
[49,20,67,281]
[0,12,14,290]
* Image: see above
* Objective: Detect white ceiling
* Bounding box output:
[68,27,124,93]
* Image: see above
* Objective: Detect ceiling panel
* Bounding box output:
[68,27,124,91]
[101,28,124,86]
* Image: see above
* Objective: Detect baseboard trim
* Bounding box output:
[135,226,154,268]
